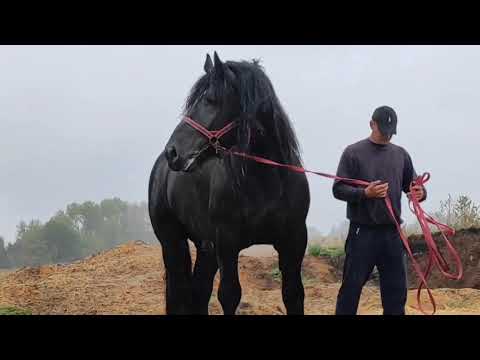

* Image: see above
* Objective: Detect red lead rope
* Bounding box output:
[183,117,463,315]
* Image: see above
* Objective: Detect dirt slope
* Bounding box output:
[0,241,479,315]
[407,228,480,289]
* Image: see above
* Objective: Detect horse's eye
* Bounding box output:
[205,96,216,105]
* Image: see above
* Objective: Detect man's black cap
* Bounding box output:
[372,106,397,137]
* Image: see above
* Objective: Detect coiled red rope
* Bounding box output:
[183,117,463,315]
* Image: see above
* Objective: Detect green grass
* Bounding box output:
[0,307,32,315]
[270,265,315,285]
[270,245,346,284]
[308,244,344,258]
[271,267,282,281]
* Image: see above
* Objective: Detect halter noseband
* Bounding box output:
[183,116,237,153]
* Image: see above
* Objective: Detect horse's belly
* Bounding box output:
[242,216,287,246]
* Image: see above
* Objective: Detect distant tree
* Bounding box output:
[66,201,105,252]
[65,202,85,231]
[6,197,159,267]
[9,220,49,267]
[406,194,480,234]
[43,212,82,263]
[124,202,157,244]
[99,198,128,247]
[66,201,102,235]
[15,221,28,242]
[100,198,127,222]
[453,195,480,229]
[433,194,455,227]
[0,236,10,268]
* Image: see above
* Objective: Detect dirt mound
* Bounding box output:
[321,228,480,290]
[407,228,480,289]
[0,241,479,315]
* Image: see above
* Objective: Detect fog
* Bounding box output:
[1,45,479,243]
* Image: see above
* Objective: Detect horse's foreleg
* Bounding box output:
[216,235,241,315]
[277,223,307,315]
[192,242,218,315]
[163,239,192,314]
[154,218,192,315]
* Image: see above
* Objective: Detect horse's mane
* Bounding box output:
[183,59,302,167]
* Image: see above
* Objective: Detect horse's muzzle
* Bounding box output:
[165,146,198,172]
[165,146,183,172]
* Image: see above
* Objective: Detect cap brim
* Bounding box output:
[378,124,397,137]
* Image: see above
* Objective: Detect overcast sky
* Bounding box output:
[0,45,479,243]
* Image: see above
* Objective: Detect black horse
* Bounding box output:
[148,52,310,315]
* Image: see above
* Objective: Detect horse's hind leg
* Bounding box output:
[192,242,218,314]
[153,216,192,315]
[277,223,307,315]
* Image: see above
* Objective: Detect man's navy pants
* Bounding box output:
[335,222,408,315]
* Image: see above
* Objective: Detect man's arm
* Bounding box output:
[332,148,365,203]
[403,151,427,202]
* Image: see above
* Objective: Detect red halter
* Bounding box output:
[183,115,463,315]
[184,116,237,152]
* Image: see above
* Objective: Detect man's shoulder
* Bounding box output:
[344,138,369,153]
[389,142,410,157]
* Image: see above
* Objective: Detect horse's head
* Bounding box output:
[165,52,242,172]
[165,51,301,173]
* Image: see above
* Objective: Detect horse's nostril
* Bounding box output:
[166,146,184,171]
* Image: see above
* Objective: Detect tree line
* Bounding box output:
[1,194,478,269]
[0,198,157,268]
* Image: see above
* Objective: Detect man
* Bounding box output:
[332,105,426,315]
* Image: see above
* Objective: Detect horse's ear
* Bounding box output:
[213,51,224,76]
[204,54,213,73]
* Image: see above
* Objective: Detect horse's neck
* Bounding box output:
[247,135,285,161]
[230,141,286,191]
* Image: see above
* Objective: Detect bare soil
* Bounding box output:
[0,240,478,315]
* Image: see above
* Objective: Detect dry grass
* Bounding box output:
[0,241,478,315]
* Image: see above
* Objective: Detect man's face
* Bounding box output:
[370,120,393,142]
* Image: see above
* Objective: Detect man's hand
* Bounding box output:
[364,180,389,199]
[409,185,425,202]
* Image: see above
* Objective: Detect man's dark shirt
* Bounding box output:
[332,138,426,225]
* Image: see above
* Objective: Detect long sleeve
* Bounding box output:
[332,148,365,203]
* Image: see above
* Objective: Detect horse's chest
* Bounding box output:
[168,172,210,217]
[209,187,286,226]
